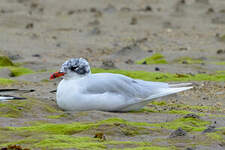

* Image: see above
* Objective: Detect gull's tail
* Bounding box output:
[144,85,193,100]
[120,83,193,112]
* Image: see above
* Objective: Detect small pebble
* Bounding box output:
[180,0,186,4]
[145,6,152,11]
[130,17,137,25]
[179,47,188,51]
[202,125,218,133]
[25,23,33,29]
[207,8,214,14]
[155,67,160,71]
[217,49,225,54]
[186,148,194,150]
[56,43,61,47]
[182,60,188,64]
[101,60,116,69]
[52,36,57,40]
[125,59,134,64]
[169,128,187,138]
[183,113,200,119]
[32,54,41,57]
[8,54,22,60]
[30,2,38,9]
[90,7,97,12]
[142,61,147,65]
[68,10,75,15]
[94,132,106,141]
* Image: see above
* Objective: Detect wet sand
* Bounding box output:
[0,0,225,149]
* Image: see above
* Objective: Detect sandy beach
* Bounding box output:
[0,0,225,149]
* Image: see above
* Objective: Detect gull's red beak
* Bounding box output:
[50,72,65,80]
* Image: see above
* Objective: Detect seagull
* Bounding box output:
[50,58,192,111]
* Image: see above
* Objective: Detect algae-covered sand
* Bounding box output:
[0,0,225,149]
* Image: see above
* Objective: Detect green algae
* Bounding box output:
[9,67,34,77]
[0,117,212,149]
[0,134,154,150]
[34,135,106,149]
[7,118,149,136]
[0,135,106,149]
[0,56,14,66]
[0,100,30,118]
[212,61,225,65]
[206,132,225,142]
[0,55,34,77]
[136,53,168,65]
[152,117,210,132]
[175,57,204,64]
[9,117,208,134]
[205,128,225,142]
[8,122,97,135]
[0,78,16,85]
[218,34,225,42]
[98,118,152,127]
[91,68,225,82]
[99,117,210,132]
[0,66,34,77]
[43,104,62,113]
[0,97,64,118]
[47,113,68,119]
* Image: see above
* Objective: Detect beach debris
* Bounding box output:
[130,17,137,25]
[183,113,200,119]
[202,125,218,133]
[169,128,187,138]
[32,54,41,57]
[8,54,22,60]
[144,6,152,12]
[217,49,225,54]
[125,59,134,64]
[0,145,30,150]
[25,23,33,29]
[101,59,117,69]
[155,67,160,71]
[94,132,106,141]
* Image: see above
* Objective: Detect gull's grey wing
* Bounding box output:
[81,73,169,99]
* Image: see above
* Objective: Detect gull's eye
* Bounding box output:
[70,66,78,71]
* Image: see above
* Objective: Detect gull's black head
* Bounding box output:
[60,58,91,78]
